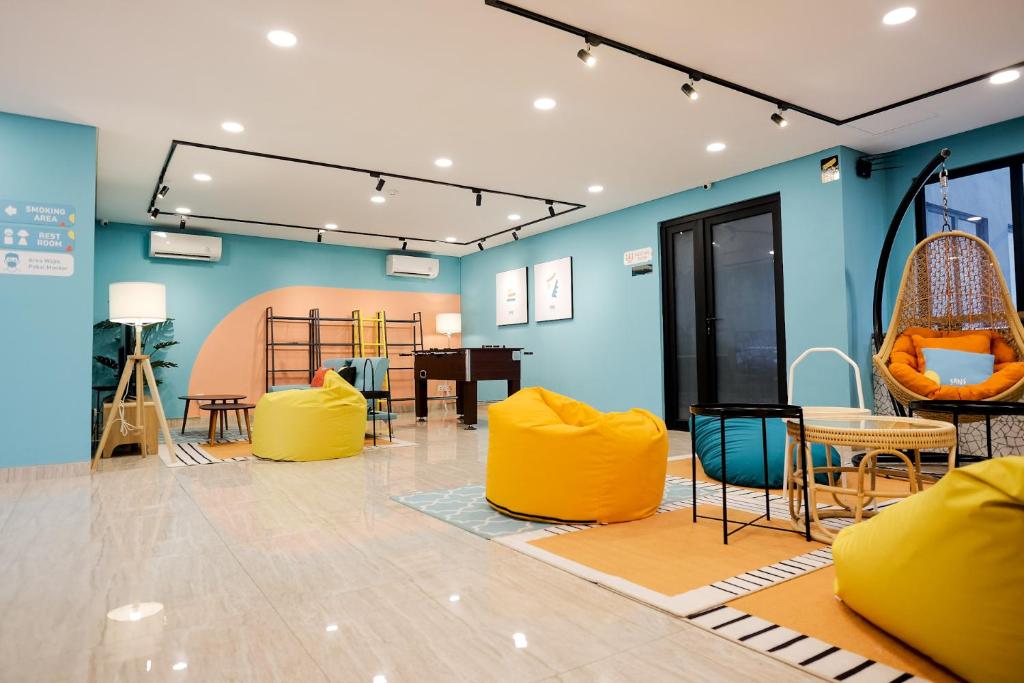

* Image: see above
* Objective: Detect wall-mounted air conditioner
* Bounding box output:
[149,231,222,262]
[386,254,439,279]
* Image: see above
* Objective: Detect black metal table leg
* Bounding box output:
[690,416,698,524]
[799,417,811,542]
[952,411,960,468]
[720,417,729,546]
[985,415,993,460]
[761,417,771,521]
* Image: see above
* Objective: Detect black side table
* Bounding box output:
[908,400,1024,467]
[689,403,810,544]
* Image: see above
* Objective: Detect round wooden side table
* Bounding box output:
[179,394,246,436]
[785,415,957,542]
[199,403,255,445]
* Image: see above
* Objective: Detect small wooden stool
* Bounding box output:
[199,403,254,445]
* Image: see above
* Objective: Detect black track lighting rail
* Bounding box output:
[146,139,586,247]
[484,0,1024,127]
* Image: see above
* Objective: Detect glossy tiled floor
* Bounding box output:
[0,407,816,682]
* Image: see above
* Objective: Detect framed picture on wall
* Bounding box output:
[495,266,528,326]
[534,256,573,322]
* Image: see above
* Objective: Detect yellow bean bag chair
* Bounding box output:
[486,387,668,524]
[833,457,1024,683]
[253,370,367,461]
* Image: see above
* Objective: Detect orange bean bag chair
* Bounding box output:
[887,326,1024,400]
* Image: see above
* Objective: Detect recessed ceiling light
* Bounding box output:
[967,216,983,222]
[370,195,386,204]
[192,173,212,182]
[445,236,458,242]
[533,97,557,110]
[706,142,726,153]
[175,207,192,214]
[267,30,298,47]
[507,213,521,221]
[172,662,188,671]
[325,624,339,632]
[324,223,338,230]
[990,69,1020,85]
[221,121,245,133]
[587,185,604,194]
[882,7,916,25]
[434,158,453,168]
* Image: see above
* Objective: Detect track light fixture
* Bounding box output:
[512,230,520,241]
[317,229,324,243]
[576,35,600,67]
[547,200,555,217]
[477,241,485,251]
[474,190,482,207]
[771,107,789,128]
[178,216,187,231]
[401,239,408,251]
[373,174,386,192]
[158,185,170,198]
[681,81,698,100]
[149,207,159,220]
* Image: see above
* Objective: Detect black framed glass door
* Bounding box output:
[660,195,786,430]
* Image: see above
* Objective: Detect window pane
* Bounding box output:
[924,166,1015,303]
[672,230,699,421]
[710,212,779,404]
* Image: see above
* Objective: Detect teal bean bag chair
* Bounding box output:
[691,416,832,488]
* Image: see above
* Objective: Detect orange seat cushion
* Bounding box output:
[888,327,1024,399]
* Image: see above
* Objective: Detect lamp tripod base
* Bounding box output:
[92,350,174,471]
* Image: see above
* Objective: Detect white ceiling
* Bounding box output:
[1,0,1022,254]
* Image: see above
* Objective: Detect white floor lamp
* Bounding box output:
[93,282,175,470]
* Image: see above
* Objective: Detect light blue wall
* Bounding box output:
[882,116,1024,318]
[461,147,870,415]
[94,223,461,416]
[0,112,96,467]
[839,146,887,409]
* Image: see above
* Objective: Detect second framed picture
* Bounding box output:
[495,266,528,326]
[534,256,573,322]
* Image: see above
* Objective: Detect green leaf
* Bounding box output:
[94,355,119,370]
[152,340,180,350]
[150,360,179,369]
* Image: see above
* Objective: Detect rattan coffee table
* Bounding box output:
[784,415,957,542]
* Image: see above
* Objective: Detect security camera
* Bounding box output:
[702,182,713,190]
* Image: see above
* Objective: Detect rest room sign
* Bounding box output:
[1,200,76,277]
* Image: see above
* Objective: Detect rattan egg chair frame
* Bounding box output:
[872,148,1024,412]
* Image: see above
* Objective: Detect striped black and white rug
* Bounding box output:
[159,440,253,468]
[687,603,927,682]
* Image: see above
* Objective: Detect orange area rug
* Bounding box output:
[729,566,959,682]
[528,504,823,597]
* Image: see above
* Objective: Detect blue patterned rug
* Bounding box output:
[393,477,698,539]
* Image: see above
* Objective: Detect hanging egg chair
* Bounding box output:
[872,149,1024,411]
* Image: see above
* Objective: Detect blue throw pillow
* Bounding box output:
[921,348,994,387]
